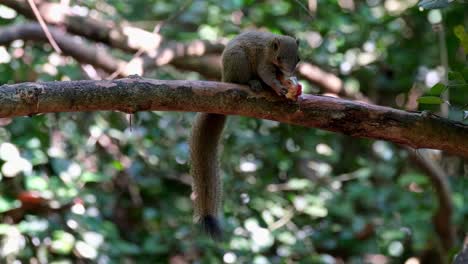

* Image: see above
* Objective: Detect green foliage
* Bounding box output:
[416,24,468,115]
[427,83,446,96]
[454,25,468,54]
[417,95,444,104]
[0,0,467,263]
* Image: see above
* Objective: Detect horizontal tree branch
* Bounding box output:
[1,0,345,94]
[1,78,467,157]
[0,22,341,94]
[0,0,153,52]
[0,0,225,55]
[141,39,224,70]
[0,23,123,73]
[0,23,224,77]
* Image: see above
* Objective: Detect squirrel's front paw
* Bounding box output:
[273,86,288,97]
[280,87,288,96]
[248,80,264,92]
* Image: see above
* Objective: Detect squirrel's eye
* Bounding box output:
[277,56,282,62]
[297,56,300,62]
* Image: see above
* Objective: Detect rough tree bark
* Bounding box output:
[0,77,467,157]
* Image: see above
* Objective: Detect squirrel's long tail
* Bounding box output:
[189,113,226,240]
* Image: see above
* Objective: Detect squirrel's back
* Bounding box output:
[191,31,299,240]
[223,31,275,68]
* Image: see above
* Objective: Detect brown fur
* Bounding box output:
[189,31,300,238]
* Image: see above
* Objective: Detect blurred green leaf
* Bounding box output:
[112,160,125,171]
[454,25,468,54]
[25,175,48,191]
[417,96,444,104]
[51,231,75,255]
[427,83,446,96]
[398,173,429,186]
[81,172,111,183]
[0,197,18,213]
[448,71,466,84]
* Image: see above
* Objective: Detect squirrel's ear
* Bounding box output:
[271,38,280,51]
[296,38,300,46]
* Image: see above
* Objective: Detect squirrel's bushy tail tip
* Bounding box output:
[200,215,222,241]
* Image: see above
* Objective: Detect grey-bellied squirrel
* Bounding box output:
[189,31,300,239]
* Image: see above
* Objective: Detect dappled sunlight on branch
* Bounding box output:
[121,26,162,52]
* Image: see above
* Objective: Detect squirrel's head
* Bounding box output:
[269,36,300,77]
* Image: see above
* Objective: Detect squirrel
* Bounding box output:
[189,31,300,239]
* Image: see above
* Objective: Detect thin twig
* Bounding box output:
[26,0,62,54]
[269,209,294,231]
[436,22,449,117]
[292,0,316,19]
